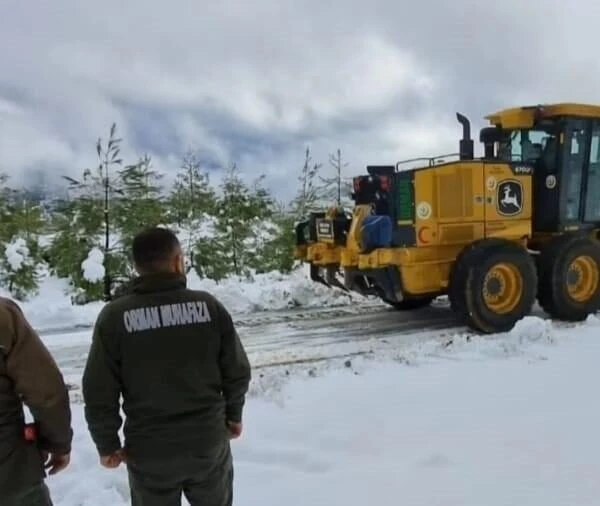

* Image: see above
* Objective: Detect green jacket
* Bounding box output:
[81,272,251,460]
[0,297,72,497]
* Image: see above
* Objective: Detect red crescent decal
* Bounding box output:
[418,226,430,244]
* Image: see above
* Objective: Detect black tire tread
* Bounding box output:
[449,238,537,334]
[537,234,600,321]
[448,238,513,324]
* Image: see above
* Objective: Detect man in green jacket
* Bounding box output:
[0,297,72,506]
[82,227,251,506]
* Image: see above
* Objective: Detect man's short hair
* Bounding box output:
[132,227,181,271]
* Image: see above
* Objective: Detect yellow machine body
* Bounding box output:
[357,161,532,295]
[294,103,600,333]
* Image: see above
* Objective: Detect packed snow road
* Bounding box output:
[45,300,455,393]
[43,298,552,401]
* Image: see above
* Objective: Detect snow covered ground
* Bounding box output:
[6,260,600,505]
[2,266,378,332]
[42,314,600,505]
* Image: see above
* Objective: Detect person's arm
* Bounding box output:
[81,306,123,461]
[216,300,251,429]
[0,299,72,473]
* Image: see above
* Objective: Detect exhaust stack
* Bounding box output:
[456,112,474,160]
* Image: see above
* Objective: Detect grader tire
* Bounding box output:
[448,238,515,325]
[537,234,600,321]
[451,239,537,334]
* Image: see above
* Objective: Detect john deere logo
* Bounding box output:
[497,179,523,216]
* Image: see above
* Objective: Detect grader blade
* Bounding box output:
[309,264,330,287]
[325,265,349,291]
[309,264,348,291]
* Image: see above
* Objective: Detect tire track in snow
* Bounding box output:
[50,299,577,395]
[37,300,388,336]
[49,302,461,388]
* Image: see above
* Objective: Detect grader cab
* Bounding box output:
[294,103,600,333]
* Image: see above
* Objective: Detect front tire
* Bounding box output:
[448,238,514,324]
[451,239,537,333]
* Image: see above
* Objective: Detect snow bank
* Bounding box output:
[3,265,373,331]
[46,316,600,505]
[2,276,106,331]
[184,267,371,314]
[81,248,105,283]
[4,237,29,270]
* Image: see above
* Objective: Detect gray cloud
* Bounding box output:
[0,0,598,202]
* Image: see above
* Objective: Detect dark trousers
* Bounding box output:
[126,442,233,506]
[1,482,53,506]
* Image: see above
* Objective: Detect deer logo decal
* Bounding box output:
[497,180,523,216]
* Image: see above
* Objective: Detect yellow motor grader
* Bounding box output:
[294,103,600,334]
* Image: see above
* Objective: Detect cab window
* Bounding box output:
[585,121,600,222]
[497,126,559,175]
[562,119,587,221]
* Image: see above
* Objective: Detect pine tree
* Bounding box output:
[319,148,353,209]
[0,183,45,240]
[4,193,46,265]
[245,174,278,273]
[0,129,370,294]
[0,173,19,243]
[106,154,168,285]
[46,123,125,301]
[290,146,324,219]
[261,146,328,274]
[0,181,46,299]
[114,155,167,246]
[46,179,106,302]
[167,150,217,272]
[115,155,165,228]
[0,236,41,300]
[194,165,274,280]
[255,200,296,274]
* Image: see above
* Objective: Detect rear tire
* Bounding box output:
[537,234,600,321]
[450,239,537,333]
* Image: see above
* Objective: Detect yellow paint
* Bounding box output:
[298,102,600,311]
[346,204,372,254]
[347,159,536,296]
[482,262,523,314]
[340,249,359,268]
[567,255,599,303]
[414,162,485,227]
[293,245,308,260]
[355,244,464,294]
[306,243,342,265]
[357,248,407,269]
[486,103,600,129]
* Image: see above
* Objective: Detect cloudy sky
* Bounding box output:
[0,0,597,201]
